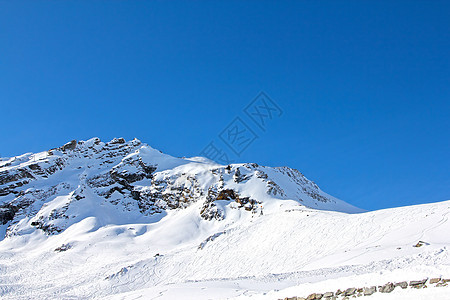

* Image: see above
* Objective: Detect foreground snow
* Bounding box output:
[0,138,448,299]
[0,199,449,299]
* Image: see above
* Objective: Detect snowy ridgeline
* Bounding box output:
[0,138,449,299]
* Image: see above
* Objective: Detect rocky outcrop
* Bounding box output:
[200,188,260,221]
[430,278,441,284]
[378,282,395,293]
[280,277,449,300]
[60,140,77,152]
[409,279,427,286]
[395,281,408,289]
[363,286,376,296]
[54,243,72,252]
[413,241,429,247]
[306,293,323,300]
[0,168,34,186]
[0,205,18,225]
[30,219,63,235]
[342,288,356,296]
[410,278,427,289]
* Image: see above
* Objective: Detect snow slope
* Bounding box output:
[0,138,448,299]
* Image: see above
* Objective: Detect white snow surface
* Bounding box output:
[0,138,448,299]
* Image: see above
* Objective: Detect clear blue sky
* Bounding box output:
[1,1,449,211]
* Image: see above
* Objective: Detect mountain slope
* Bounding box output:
[0,138,448,299]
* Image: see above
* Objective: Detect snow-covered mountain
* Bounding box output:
[0,137,360,238]
[0,138,448,299]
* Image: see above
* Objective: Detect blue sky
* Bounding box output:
[1,1,449,211]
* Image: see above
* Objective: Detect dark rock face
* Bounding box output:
[233,167,250,183]
[216,189,238,201]
[0,157,66,200]
[200,189,224,221]
[0,169,35,186]
[0,205,18,225]
[199,188,260,221]
[217,189,259,210]
[60,140,77,152]
[110,156,156,185]
[30,219,62,235]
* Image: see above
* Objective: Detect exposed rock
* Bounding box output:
[54,243,72,252]
[200,189,224,221]
[267,180,286,197]
[233,167,250,183]
[60,140,77,152]
[110,137,126,144]
[379,282,395,293]
[412,284,426,289]
[410,279,427,286]
[200,201,223,221]
[30,219,63,235]
[0,168,35,186]
[323,292,333,298]
[413,240,429,247]
[216,189,239,201]
[0,205,18,225]
[200,188,259,219]
[395,281,408,289]
[429,278,441,284]
[343,288,356,296]
[306,293,322,300]
[363,286,376,296]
